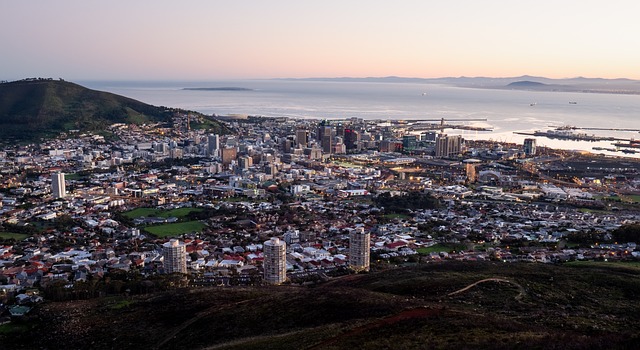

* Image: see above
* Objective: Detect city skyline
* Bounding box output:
[2,1,640,81]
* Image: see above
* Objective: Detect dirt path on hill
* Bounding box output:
[446,278,526,300]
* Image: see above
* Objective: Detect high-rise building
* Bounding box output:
[263,237,287,284]
[264,162,277,176]
[208,134,220,157]
[51,172,66,198]
[523,138,537,156]
[344,129,361,151]
[316,120,331,142]
[296,129,309,148]
[349,227,370,272]
[402,135,418,151]
[422,131,438,142]
[321,129,333,154]
[435,134,463,158]
[322,132,333,153]
[221,146,237,166]
[304,146,323,160]
[281,137,294,153]
[163,239,187,274]
[238,155,253,170]
[335,123,345,139]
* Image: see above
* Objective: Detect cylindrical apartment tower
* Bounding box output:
[263,237,287,284]
[349,227,370,272]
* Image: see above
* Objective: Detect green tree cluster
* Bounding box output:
[373,191,440,214]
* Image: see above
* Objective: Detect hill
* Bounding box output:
[3,261,640,349]
[507,80,548,87]
[0,78,228,142]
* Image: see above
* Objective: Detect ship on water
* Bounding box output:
[613,141,640,149]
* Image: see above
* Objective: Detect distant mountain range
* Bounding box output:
[183,87,253,91]
[0,79,227,142]
[284,75,640,94]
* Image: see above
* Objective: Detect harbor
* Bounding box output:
[514,129,629,142]
[516,125,639,157]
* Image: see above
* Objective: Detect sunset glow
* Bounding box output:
[2,0,639,80]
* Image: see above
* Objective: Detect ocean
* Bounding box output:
[81,79,640,157]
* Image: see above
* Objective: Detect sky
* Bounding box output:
[2,0,640,81]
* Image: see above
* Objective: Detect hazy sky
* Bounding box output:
[2,1,640,80]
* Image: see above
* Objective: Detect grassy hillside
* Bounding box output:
[0,78,228,141]
[3,261,640,349]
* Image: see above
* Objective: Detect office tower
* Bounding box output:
[221,146,237,166]
[51,172,66,198]
[349,227,370,272]
[264,162,277,176]
[238,155,253,170]
[316,120,331,142]
[208,134,220,157]
[422,131,438,142]
[281,137,294,153]
[322,134,333,154]
[435,134,463,158]
[335,123,345,138]
[296,129,309,148]
[524,138,537,156]
[163,239,187,274]
[304,146,323,160]
[263,237,287,284]
[344,129,360,151]
[402,135,418,151]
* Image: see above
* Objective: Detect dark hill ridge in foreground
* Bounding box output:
[3,261,640,349]
[0,78,228,141]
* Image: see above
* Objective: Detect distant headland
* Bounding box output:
[183,87,253,91]
[282,75,640,95]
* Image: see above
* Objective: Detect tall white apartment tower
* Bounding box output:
[163,239,187,274]
[349,226,370,272]
[208,134,220,157]
[51,172,66,199]
[263,237,287,284]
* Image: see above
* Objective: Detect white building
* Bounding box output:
[435,134,463,158]
[208,134,220,157]
[51,172,66,199]
[263,237,287,284]
[163,239,187,274]
[349,227,370,272]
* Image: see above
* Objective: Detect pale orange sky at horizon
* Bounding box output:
[2,1,640,81]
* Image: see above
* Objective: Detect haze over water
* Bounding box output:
[84,80,640,158]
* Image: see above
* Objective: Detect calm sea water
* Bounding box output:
[82,79,640,157]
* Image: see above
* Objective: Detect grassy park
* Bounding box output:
[0,232,29,241]
[416,243,467,254]
[143,221,206,237]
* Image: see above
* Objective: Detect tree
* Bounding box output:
[612,224,640,243]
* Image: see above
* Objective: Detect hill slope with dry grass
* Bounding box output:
[3,261,640,349]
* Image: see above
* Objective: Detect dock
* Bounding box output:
[514,131,629,142]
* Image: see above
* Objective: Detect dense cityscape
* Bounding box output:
[1,112,639,323]
[4,1,640,348]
